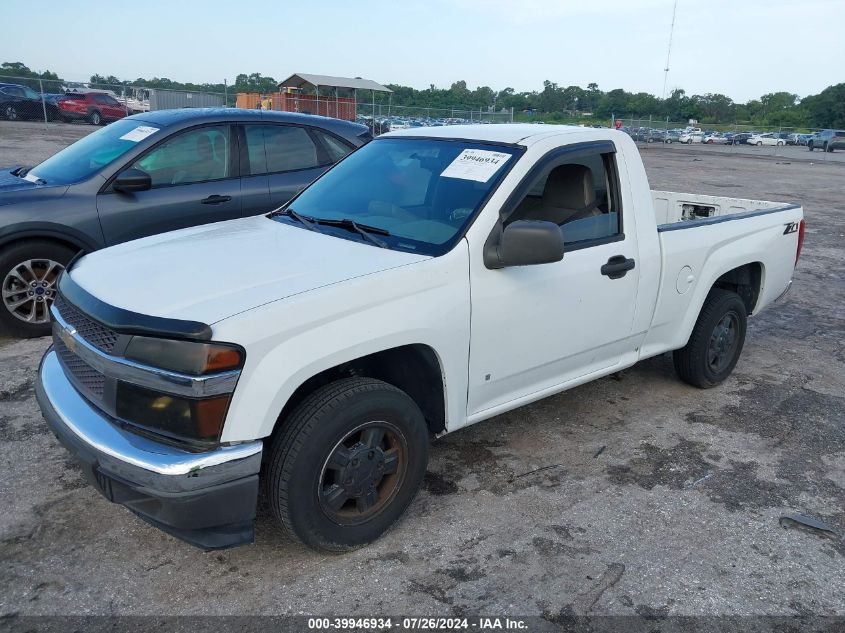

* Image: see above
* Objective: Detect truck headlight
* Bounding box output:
[124,336,244,375]
[116,382,232,442]
[117,337,245,442]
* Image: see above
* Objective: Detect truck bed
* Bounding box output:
[651,190,798,227]
[640,190,803,361]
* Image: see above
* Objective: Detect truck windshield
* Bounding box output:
[273,137,521,255]
[27,119,160,186]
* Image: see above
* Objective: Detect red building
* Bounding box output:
[236,73,392,122]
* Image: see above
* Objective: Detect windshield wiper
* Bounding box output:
[314,218,389,248]
[271,208,322,233]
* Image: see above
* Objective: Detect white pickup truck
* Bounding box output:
[36,125,805,551]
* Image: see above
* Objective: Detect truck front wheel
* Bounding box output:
[673,288,747,388]
[267,377,429,551]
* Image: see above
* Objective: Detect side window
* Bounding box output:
[132,125,231,187]
[506,151,621,246]
[313,130,353,162]
[244,124,268,175]
[264,125,319,173]
[244,125,320,174]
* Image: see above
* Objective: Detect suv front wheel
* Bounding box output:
[0,240,76,338]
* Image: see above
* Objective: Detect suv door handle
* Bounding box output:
[601,255,636,279]
[201,195,232,205]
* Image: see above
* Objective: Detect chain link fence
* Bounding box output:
[0,74,513,136]
[614,116,834,160]
[354,103,514,135]
[0,73,836,162]
[0,75,229,125]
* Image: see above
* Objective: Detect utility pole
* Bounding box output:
[662,0,678,101]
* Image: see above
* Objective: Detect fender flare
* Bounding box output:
[0,222,101,253]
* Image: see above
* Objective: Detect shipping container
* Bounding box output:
[149,89,225,111]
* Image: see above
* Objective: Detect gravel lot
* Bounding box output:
[1,120,843,621]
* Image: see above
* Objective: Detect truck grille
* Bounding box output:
[54,336,105,398]
[52,295,119,353]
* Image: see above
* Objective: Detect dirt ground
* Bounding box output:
[0,121,843,622]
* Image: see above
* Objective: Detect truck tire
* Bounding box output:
[267,377,429,552]
[0,240,76,338]
[673,288,747,389]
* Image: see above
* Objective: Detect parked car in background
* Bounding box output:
[808,130,845,152]
[663,129,682,143]
[57,91,130,125]
[778,133,796,145]
[704,132,730,144]
[0,83,60,121]
[730,133,754,145]
[0,109,370,336]
[679,130,704,144]
[748,133,785,147]
[796,133,815,146]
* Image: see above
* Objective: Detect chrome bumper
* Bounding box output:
[36,350,263,548]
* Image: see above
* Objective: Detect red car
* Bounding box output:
[58,92,129,125]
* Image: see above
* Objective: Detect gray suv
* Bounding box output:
[808,129,845,152]
[0,109,370,337]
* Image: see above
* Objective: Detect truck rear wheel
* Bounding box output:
[267,377,429,551]
[673,288,747,389]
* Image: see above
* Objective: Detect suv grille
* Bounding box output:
[54,337,105,398]
[52,295,119,353]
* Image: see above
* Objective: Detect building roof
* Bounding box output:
[278,73,392,93]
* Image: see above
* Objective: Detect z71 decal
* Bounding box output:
[784,222,800,234]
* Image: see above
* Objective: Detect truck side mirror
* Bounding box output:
[484,220,565,269]
[113,168,151,193]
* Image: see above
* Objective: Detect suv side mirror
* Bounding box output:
[113,168,151,193]
[484,220,565,269]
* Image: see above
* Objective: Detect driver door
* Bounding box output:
[467,146,641,417]
[96,124,243,245]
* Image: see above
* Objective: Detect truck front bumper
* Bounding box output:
[35,350,263,550]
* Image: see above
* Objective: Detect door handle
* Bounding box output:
[201,195,232,205]
[601,255,636,279]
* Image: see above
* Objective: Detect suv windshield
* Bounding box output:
[273,137,521,255]
[27,119,161,185]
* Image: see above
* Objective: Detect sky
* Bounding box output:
[4,0,843,103]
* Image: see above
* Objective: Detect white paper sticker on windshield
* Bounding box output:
[119,125,159,142]
[441,149,511,182]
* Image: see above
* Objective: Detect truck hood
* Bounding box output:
[69,215,430,324]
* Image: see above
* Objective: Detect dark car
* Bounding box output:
[808,129,845,152]
[0,83,60,121]
[730,132,754,145]
[0,108,371,336]
[57,91,129,125]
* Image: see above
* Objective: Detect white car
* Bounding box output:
[748,133,785,147]
[704,133,730,144]
[679,131,705,144]
[37,124,805,551]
